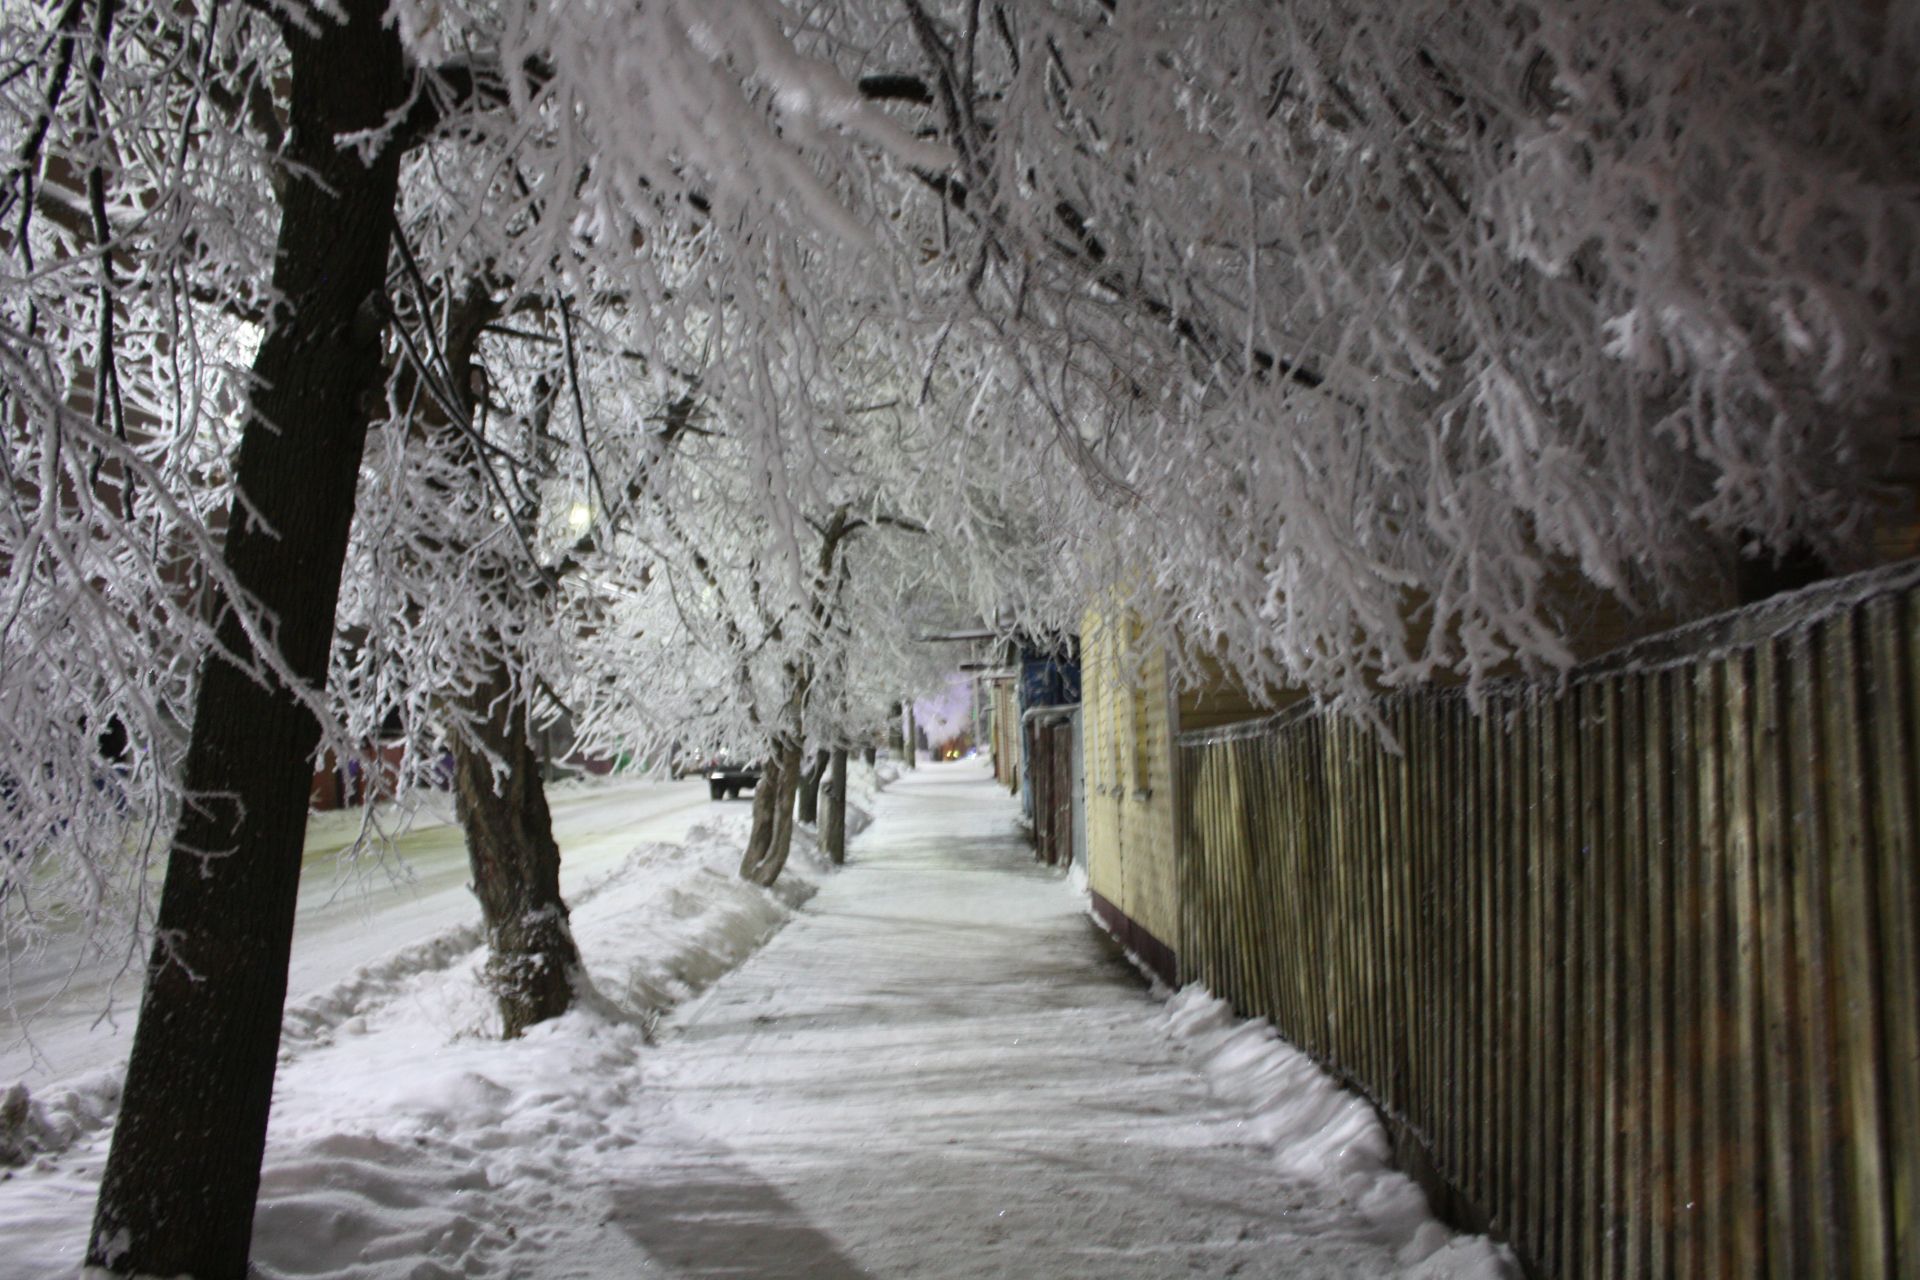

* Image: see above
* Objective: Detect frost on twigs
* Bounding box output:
[843,0,1919,702]
[0,0,279,983]
[5,0,1915,1036]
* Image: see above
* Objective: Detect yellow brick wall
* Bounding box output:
[1080,609,1180,952]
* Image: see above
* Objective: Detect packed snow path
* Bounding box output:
[633,762,1501,1278]
[1,762,1504,1277]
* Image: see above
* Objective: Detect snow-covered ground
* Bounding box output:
[1,760,1511,1278]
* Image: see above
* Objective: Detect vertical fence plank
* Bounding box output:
[1825,609,1892,1278]
[1451,697,1472,1197]
[1370,718,1401,1111]
[1298,719,1324,1055]
[1210,745,1235,997]
[1355,716,1377,1088]
[1479,698,1501,1225]
[1360,717,1382,1090]
[1188,747,1213,992]
[1324,720,1350,1072]
[1189,746,1210,989]
[1789,629,1843,1280]
[1305,723,1330,1056]
[1247,737,1275,1025]
[1620,673,1649,1278]
[1381,724,1404,1110]
[1177,742,1201,988]
[1209,741,1234,1005]
[1252,737,1278,1021]
[1725,652,1766,1279]
[1646,670,1675,1280]
[1754,639,1805,1280]
[1600,674,1626,1280]
[1672,667,1703,1280]
[1242,739,1263,1014]
[1390,700,1416,1120]
[1226,739,1253,1014]
[1293,729,1318,1040]
[1532,689,1560,1273]
[1417,697,1440,1160]
[1174,741,1189,980]
[1458,700,1479,1207]
[1503,696,1527,1256]
[1353,720,1380,1091]
[1867,596,1920,1276]
[1230,739,1254,1012]
[1185,745,1209,990]
[1250,736,1282,1024]
[1235,740,1263,1018]
[1285,730,1316,1049]
[1582,676,1609,1279]
[1560,684,1587,1280]
[1697,660,1733,1280]
[1461,699,1482,1215]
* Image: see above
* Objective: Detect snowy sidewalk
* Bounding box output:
[3,762,1507,1278]
[626,762,1505,1279]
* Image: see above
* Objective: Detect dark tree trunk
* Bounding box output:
[904,704,917,769]
[822,747,849,865]
[88,7,409,1277]
[864,745,877,767]
[796,747,829,825]
[451,650,581,1037]
[741,751,781,873]
[405,278,578,1038]
[739,735,804,886]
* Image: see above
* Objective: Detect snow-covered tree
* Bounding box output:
[5,3,1912,1276]
[0,2,949,1274]
[574,399,956,886]
[841,0,1920,700]
[326,257,709,1038]
[0,0,275,973]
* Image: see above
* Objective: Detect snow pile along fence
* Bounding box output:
[1174,559,1920,1279]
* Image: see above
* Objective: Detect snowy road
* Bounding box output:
[1,776,713,1088]
[632,763,1507,1278]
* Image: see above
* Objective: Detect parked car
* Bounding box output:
[702,757,762,801]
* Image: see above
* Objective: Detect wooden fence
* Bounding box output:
[1026,710,1076,866]
[1175,562,1920,1278]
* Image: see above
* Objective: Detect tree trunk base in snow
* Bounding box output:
[740,737,803,887]
[483,907,580,1039]
[452,662,581,1040]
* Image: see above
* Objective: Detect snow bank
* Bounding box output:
[0,799,837,1278]
[0,1072,118,1169]
[1163,987,1516,1277]
[281,924,488,1053]
[578,820,815,1020]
